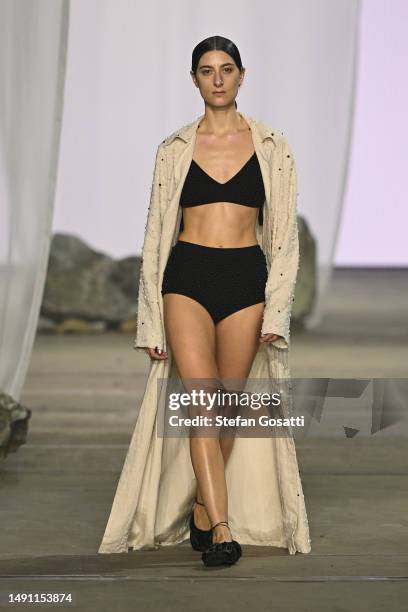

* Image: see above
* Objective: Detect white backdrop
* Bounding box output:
[336,0,408,266]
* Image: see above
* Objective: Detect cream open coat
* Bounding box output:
[98,111,311,555]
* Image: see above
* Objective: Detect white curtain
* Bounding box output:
[0,0,70,398]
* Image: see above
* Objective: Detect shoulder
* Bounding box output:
[251,115,293,154]
[252,116,296,180]
[160,117,199,149]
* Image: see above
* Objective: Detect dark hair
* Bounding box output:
[191,36,243,109]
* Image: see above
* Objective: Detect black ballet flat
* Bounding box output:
[189,499,213,552]
[201,521,242,567]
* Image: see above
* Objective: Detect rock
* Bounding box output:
[41,233,141,324]
[293,215,316,326]
[0,391,31,461]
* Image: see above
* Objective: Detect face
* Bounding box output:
[191,50,245,108]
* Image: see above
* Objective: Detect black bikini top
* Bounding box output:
[179,152,265,226]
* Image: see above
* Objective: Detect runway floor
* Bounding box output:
[0,268,407,611]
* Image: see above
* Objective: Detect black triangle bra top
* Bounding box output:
[179,151,265,226]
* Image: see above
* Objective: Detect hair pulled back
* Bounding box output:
[191,36,243,109]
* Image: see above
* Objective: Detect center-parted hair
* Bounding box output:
[191,36,243,109]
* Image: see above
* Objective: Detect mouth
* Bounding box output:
[213,91,226,95]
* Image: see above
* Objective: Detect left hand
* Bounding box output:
[259,333,283,344]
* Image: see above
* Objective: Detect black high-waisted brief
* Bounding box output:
[161,239,268,325]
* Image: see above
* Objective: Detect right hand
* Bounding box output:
[145,346,168,360]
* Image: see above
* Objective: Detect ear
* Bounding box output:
[190,71,198,87]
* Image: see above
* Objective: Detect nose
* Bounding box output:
[213,72,223,86]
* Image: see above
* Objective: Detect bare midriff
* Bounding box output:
[178,202,259,248]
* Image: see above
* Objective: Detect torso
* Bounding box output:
[178,115,263,248]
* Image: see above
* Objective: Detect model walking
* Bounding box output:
[147,36,283,567]
[98,35,311,562]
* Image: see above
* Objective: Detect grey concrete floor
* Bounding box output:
[0,268,407,611]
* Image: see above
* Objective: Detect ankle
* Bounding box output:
[212,523,232,543]
[194,503,211,529]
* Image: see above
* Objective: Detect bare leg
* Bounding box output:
[216,301,265,466]
[163,293,225,537]
[163,294,264,544]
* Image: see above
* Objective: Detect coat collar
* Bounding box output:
[162,111,278,148]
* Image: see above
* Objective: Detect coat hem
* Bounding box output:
[98,534,311,555]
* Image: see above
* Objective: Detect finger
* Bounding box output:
[149,348,168,360]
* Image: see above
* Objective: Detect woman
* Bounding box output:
[98,35,311,565]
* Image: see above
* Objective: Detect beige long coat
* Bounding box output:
[98,111,312,555]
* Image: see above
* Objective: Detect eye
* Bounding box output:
[200,67,234,76]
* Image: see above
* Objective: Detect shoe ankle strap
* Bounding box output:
[211,520,230,531]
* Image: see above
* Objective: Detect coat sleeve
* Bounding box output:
[260,141,299,350]
[133,143,166,352]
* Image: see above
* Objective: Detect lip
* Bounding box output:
[213,91,225,95]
